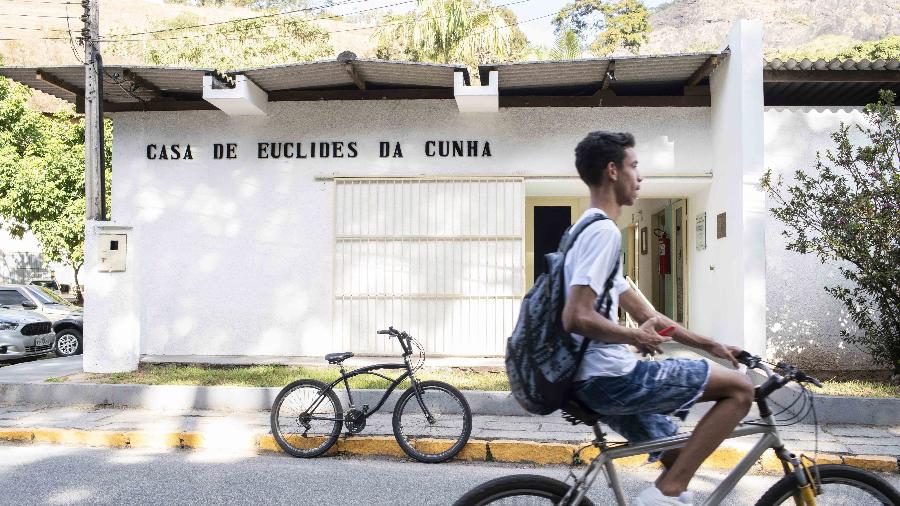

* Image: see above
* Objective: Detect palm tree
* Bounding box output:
[373,0,518,65]
[549,29,582,60]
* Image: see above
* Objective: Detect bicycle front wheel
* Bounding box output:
[757,464,900,505]
[453,474,596,506]
[270,379,343,458]
[392,380,472,463]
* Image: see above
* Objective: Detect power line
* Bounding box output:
[101,0,418,43]
[0,13,72,19]
[101,0,381,39]
[102,0,535,44]
[0,0,79,4]
[0,0,541,45]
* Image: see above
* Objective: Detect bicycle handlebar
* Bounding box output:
[735,351,823,395]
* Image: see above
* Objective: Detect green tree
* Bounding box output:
[549,28,583,60]
[553,0,650,56]
[371,0,522,68]
[775,35,900,63]
[760,90,900,378]
[0,77,112,302]
[107,13,333,69]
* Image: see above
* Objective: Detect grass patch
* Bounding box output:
[44,376,66,383]
[813,380,900,398]
[54,363,511,391]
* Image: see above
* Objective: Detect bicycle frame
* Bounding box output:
[564,406,815,505]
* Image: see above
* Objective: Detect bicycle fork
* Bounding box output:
[775,447,818,506]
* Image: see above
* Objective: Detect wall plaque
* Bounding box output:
[716,212,727,239]
[696,212,706,250]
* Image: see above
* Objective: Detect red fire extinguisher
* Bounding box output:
[655,229,670,275]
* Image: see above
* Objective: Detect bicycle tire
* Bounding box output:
[392,380,472,463]
[454,474,596,506]
[270,379,343,458]
[756,464,900,505]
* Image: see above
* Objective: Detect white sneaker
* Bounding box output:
[633,486,693,506]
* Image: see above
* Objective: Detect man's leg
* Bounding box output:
[655,367,754,497]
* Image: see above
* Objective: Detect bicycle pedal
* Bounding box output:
[362,404,369,413]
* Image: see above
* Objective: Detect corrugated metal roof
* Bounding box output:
[0,60,466,108]
[765,58,900,71]
[2,56,897,110]
[763,58,900,106]
[479,53,720,91]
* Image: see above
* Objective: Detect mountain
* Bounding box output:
[643,0,900,57]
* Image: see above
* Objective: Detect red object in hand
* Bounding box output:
[658,325,676,336]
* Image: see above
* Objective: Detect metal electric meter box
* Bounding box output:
[98,234,127,272]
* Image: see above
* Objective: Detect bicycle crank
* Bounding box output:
[345,409,367,434]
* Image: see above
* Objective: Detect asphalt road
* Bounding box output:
[1,443,898,505]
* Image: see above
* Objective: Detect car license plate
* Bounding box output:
[35,335,49,346]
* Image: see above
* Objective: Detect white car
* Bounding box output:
[0,284,83,357]
[0,307,55,361]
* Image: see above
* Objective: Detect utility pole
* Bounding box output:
[82,0,105,221]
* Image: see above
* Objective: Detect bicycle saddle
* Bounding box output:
[560,398,601,426]
[325,352,354,364]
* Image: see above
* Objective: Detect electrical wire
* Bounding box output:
[99,0,536,44]
[64,3,86,65]
[100,0,391,39]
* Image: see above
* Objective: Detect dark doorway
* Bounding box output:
[533,206,572,281]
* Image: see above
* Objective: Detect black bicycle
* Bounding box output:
[270,326,473,463]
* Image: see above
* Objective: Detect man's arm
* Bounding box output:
[618,288,741,366]
[562,284,670,354]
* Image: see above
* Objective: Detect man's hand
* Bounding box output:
[633,316,671,356]
[706,342,742,367]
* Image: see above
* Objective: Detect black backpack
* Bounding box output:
[506,214,620,415]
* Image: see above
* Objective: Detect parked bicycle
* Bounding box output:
[455,351,900,505]
[270,326,472,463]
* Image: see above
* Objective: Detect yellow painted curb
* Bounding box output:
[0,429,34,443]
[488,440,575,465]
[844,455,899,473]
[337,435,407,458]
[1,427,897,475]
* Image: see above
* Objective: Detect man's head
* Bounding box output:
[574,131,641,206]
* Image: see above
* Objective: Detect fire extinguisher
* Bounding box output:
[655,228,670,275]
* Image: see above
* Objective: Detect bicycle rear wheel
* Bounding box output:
[756,464,900,505]
[453,474,595,506]
[392,380,472,463]
[270,379,343,458]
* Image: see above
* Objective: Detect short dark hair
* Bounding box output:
[574,131,636,186]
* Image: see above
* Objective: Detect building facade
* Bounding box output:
[2,20,897,372]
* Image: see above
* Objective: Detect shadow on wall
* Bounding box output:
[763,107,881,371]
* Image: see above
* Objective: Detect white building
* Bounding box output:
[2,20,897,372]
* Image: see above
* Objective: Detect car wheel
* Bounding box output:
[55,328,83,357]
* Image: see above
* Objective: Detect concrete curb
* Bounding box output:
[0,382,531,416]
[1,428,897,474]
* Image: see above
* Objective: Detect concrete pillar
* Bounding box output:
[82,220,141,372]
[708,20,766,355]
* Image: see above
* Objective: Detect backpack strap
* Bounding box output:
[559,213,608,254]
[560,213,622,322]
[595,256,620,321]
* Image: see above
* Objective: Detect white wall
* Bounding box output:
[692,19,766,354]
[763,107,879,369]
[110,103,713,357]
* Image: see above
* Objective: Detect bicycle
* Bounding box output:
[270,326,473,463]
[455,352,900,505]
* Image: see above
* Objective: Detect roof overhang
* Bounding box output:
[763,58,900,106]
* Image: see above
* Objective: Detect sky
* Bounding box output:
[331,0,671,47]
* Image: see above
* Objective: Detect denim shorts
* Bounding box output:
[573,358,710,462]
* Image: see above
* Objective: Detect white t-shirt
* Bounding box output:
[564,209,637,380]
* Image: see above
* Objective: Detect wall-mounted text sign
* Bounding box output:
[145,140,493,161]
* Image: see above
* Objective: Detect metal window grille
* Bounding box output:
[334,178,524,356]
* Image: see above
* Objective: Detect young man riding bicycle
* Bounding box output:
[562,131,755,506]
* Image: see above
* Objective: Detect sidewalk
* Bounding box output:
[1,403,897,473]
